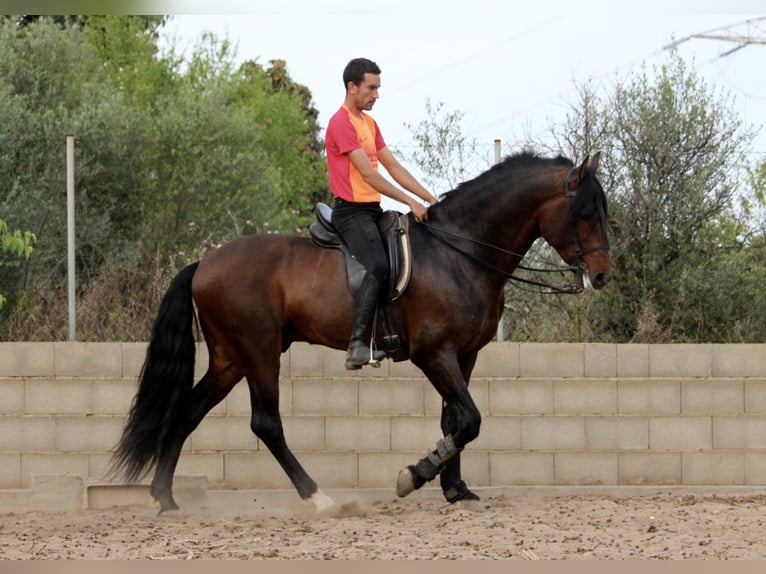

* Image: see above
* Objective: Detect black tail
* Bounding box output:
[110,262,200,483]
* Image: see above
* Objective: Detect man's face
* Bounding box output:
[351,73,380,111]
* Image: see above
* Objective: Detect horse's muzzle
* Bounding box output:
[590,271,611,290]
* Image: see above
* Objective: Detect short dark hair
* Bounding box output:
[343,58,381,88]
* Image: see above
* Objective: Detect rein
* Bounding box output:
[420,222,586,295]
[421,167,608,295]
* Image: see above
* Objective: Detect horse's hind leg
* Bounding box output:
[244,356,334,515]
[151,364,241,512]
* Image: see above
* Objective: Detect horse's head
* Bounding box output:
[540,153,612,290]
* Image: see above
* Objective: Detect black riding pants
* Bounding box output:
[331,199,388,286]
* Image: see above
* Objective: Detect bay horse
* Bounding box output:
[111,151,611,514]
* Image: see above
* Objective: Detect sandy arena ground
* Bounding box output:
[2,489,766,560]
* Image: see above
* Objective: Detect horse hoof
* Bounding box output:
[396,467,416,498]
[311,489,336,515]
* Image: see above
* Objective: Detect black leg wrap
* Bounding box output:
[413,435,461,482]
[443,480,481,503]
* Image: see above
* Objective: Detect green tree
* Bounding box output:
[0,219,35,308]
[0,17,328,340]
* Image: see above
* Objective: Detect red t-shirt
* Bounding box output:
[325,105,386,203]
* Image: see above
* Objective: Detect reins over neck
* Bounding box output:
[420,221,585,295]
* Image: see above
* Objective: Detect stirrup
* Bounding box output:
[345,341,385,370]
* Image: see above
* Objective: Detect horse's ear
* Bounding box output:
[589,151,602,172]
[571,154,590,187]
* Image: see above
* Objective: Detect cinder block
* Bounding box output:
[649,416,712,450]
[520,344,584,378]
[0,342,54,377]
[745,453,766,485]
[586,416,648,450]
[489,452,554,485]
[359,379,424,415]
[120,342,147,378]
[682,380,744,414]
[282,416,326,451]
[55,416,125,452]
[190,416,259,452]
[712,344,766,377]
[468,416,521,451]
[554,379,617,414]
[521,416,586,450]
[225,451,358,489]
[745,380,766,413]
[461,451,490,487]
[325,416,390,450]
[682,452,744,485]
[92,379,138,416]
[225,451,293,489]
[358,453,414,488]
[616,345,649,377]
[29,474,83,512]
[87,484,151,509]
[619,452,681,485]
[489,379,554,415]
[0,416,56,451]
[21,453,89,486]
[25,379,92,415]
[292,379,358,415]
[473,342,520,378]
[618,380,680,414]
[585,344,617,378]
[290,452,358,489]
[554,452,618,485]
[286,342,323,378]
[0,379,24,414]
[88,453,117,482]
[176,453,225,484]
[391,416,441,451]
[54,342,122,377]
[649,344,712,377]
[713,416,766,449]
[0,453,21,487]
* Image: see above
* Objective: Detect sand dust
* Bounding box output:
[2,491,765,560]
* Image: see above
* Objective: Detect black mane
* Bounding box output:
[430,151,606,228]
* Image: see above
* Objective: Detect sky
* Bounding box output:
[155,0,766,165]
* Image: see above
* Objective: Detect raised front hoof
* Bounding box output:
[396,465,426,498]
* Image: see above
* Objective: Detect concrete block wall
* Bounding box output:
[1,341,766,500]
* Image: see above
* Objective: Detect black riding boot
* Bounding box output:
[345,273,386,370]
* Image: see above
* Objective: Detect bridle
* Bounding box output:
[562,166,610,290]
[421,167,609,295]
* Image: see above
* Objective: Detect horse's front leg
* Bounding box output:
[396,359,481,498]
